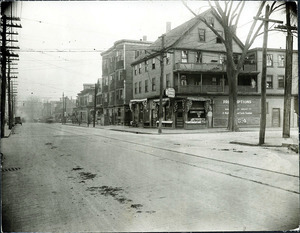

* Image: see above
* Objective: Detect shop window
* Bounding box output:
[181,50,188,63]
[216,31,223,43]
[198,29,205,42]
[278,75,284,88]
[134,82,137,94]
[266,75,273,89]
[278,54,285,67]
[267,54,273,67]
[166,74,171,88]
[196,51,202,63]
[145,80,148,92]
[188,110,205,121]
[152,77,156,91]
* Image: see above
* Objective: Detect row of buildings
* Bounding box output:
[74,9,298,129]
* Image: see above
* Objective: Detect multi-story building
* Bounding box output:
[95,78,103,124]
[101,39,152,125]
[131,10,260,129]
[74,84,95,124]
[247,48,298,128]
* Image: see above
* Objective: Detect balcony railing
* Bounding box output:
[176,84,257,94]
[174,63,256,72]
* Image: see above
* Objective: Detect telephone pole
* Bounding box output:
[158,34,165,134]
[62,93,64,124]
[93,83,97,127]
[256,5,283,145]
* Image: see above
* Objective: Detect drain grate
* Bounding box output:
[2,167,21,172]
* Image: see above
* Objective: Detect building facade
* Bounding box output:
[101,39,152,125]
[248,48,298,128]
[74,84,95,124]
[131,10,261,129]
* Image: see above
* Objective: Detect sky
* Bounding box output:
[7,1,297,102]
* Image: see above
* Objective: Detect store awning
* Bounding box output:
[153,98,170,103]
[187,97,210,101]
[130,98,147,104]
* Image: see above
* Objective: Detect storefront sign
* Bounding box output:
[165,88,175,98]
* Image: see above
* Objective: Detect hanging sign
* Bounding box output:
[165,88,175,98]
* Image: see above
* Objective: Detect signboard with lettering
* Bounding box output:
[213,96,261,127]
[165,88,175,98]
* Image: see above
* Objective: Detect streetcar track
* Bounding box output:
[38,124,300,194]
[56,125,299,179]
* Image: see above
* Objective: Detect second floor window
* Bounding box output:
[139,81,142,93]
[266,75,273,89]
[139,64,142,74]
[152,58,156,69]
[278,54,285,67]
[166,53,171,65]
[278,75,284,88]
[152,77,156,91]
[134,65,138,75]
[181,50,188,63]
[145,60,148,72]
[134,83,137,94]
[145,80,148,92]
[166,73,170,88]
[267,54,273,67]
[196,51,202,63]
[216,31,223,44]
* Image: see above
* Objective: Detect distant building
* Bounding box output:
[131,9,259,129]
[101,39,152,125]
[74,84,95,124]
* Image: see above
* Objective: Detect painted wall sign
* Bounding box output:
[213,96,261,127]
[165,88,175,98]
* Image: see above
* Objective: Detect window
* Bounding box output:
[198,29,205,42]
[212,77,220,85]
[152,77,156,91]
[145,80,148,92]
[181,50,188,63]
[120,89,123,99]
[145,60,148,72]
[181,75,187,86]
[216,31,223,43]
[208,17,214,27]
[110,91,113,102]
[278,75,284,88]
[267,54,273,67]
[266,75,273,89]
[134,65,137,75]
[135,50,140,58]
[219,54,226,64]
[152,58,156,69]
[109,75,113,85]
[166,53,171,65]
[104,76,108,86]
[104,93,108,102]
[134,83,137,94]
[196,51,202,63]
[166,73,170,88]
[278,54,285,67]
[233,53,239,64]
[116,90,119,100]
[139,81,142,93]
[139,64,142,74]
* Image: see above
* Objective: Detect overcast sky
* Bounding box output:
[8,1,297,102]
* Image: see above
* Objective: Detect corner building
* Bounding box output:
[131,9,260,129]
[101,39,152,125]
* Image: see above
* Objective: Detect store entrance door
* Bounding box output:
[272,108,280,127]
[175,101,184,128]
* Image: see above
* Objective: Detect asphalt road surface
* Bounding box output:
[1,123,299,231]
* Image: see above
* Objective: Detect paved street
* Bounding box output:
[1,123,299,231]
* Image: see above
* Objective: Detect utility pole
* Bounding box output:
[257,5,283,145]
[1,15,7,138]
[93,83,97,127]
[281,3,296,138]
[158,34,165,134]
[62,92,64,124]
[7,60,12,129]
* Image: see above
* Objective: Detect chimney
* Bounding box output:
[143,35,147,41]
[166,22,171,33]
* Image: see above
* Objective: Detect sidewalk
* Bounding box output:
[3,125,12,138]
[64,123,299,149]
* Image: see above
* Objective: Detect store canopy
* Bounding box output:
[187,97,210,101]
[130,98,147,104]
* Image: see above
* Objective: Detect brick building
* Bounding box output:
[101,39,152,125]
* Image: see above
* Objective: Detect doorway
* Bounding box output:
[272,108,280,127]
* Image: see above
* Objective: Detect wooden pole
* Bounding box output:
[1,15,7,138]
[259,4,270,145]
[158,34,165,134]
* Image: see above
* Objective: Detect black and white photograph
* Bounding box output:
[1,0,299,231]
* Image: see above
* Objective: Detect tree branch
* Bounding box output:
[234,1,245,27]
